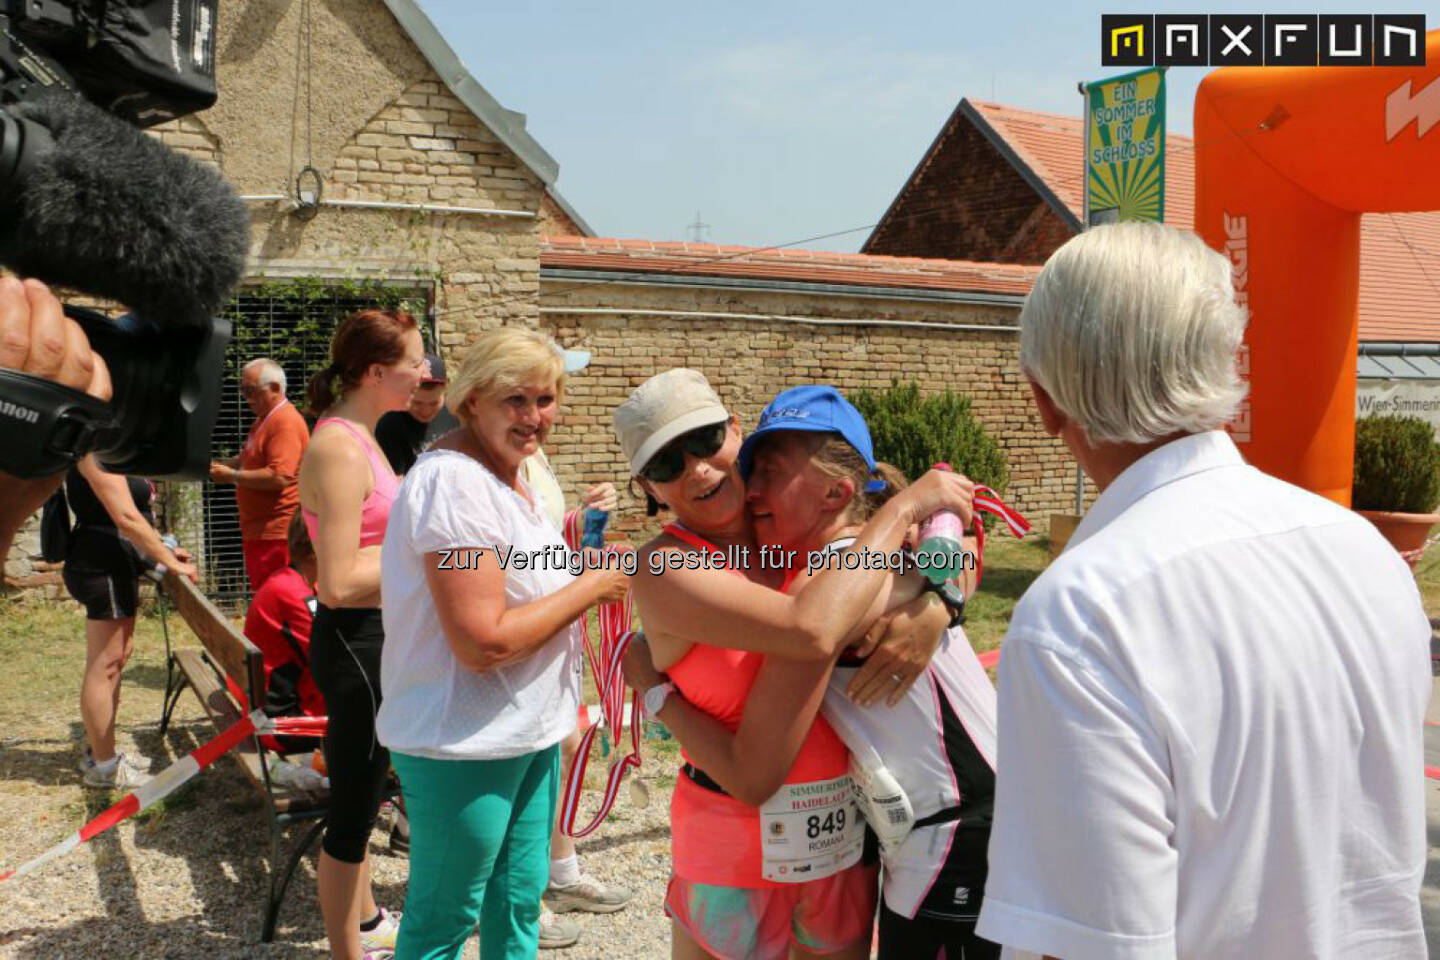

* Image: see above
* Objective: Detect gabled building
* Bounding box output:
[862,98,1440,414]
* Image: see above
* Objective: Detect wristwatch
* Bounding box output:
[923,578,967,628]
[643,681,676,718]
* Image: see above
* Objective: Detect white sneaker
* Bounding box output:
[82,753,153,791]
[538,904,581,949]
[359,907,401,952]
[544,872,634,914]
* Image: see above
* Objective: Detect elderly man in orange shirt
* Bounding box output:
[210,358,311,592]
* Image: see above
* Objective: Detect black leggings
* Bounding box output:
[310,605,390,864]
[878,827,999,960]
[878,900,1001,960]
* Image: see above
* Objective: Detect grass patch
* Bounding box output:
[964,535,1052,653]
[0,594,175,735]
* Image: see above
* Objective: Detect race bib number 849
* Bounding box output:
[759,774,864,883]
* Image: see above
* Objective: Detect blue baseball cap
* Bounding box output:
[738,385,886,492]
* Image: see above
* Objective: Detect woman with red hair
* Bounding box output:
[299,308,427,960]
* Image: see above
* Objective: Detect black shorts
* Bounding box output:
[309,604,390,864]
[63,529,146,621]
[62,565,140,621]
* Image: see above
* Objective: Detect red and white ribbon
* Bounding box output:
[576,702,635,729]
[0,709,323,882]
[557,509,643,838]
[969,485,1031,587]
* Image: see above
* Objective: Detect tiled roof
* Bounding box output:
[962,100,1440,343]
[1357,213,1440,342]
[540,237,1039,299]
[542,100,1439,341]
[967,99,1194,232]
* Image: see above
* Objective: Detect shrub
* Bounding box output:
[1352,415,1440,513]
[850,381,1009,495]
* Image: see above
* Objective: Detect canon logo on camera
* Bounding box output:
[0,400,41,425]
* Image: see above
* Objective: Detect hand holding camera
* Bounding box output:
[0,276,111,401]
[0,275,113,559]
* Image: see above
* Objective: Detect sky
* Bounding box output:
[414,1,1431,252]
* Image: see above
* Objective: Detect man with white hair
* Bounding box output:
[976,223,1429,960]
[210,357,311,592]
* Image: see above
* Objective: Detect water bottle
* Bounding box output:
[915,463,968,585]
[581,508,609,550]
[146,534,180,582]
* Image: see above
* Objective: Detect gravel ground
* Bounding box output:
[0,650,677,960]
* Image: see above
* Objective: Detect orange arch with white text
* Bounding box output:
[1195,30,1440,505]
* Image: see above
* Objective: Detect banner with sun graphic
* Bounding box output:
[1084,67,1165,225]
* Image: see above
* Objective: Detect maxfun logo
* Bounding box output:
[1101,14,1426,67]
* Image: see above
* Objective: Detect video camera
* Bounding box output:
[0,0,247,480]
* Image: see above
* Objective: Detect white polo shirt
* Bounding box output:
[976,431,1429,960]
[377,449,582,760]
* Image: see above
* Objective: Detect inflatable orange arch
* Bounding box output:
[1195,30,1440,505]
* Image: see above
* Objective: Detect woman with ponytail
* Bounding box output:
[298,308,427,960]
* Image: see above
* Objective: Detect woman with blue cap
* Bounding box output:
[613,369,974,960]
[738,385,1000,960]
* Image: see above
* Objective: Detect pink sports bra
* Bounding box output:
[302,417,399,549]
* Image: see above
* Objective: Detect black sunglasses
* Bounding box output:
[640,422,728,483]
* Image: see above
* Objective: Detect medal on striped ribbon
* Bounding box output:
[558,509,644,837]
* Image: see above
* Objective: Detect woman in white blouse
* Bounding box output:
[377,327,629,960]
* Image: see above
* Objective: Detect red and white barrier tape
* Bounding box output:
[558,509,643,838]
[0,709,322,882]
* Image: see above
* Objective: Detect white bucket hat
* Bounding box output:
[613,369,730,476]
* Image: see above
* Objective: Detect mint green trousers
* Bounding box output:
[392,745,559,960]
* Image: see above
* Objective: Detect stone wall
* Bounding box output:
[534,279,1095,541]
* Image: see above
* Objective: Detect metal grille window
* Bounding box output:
[168,280,431,608]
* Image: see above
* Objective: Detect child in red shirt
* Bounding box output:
[244,512,325,751]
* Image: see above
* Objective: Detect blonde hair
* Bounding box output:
[1019,222,1247,445]
[448,327,566,426]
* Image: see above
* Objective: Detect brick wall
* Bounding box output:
[534,279,1095,542]
[329,82,539,212]
[540,192,586,236]
[862,111,1074,265]
[151,115,222,169]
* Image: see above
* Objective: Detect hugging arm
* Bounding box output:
[623,636,835,806]
[634,471,972,661]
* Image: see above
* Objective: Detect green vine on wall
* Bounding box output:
[209,275,435,459]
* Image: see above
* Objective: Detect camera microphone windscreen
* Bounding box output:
[0,91,250,324]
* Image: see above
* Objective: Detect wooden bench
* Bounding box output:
[154,571,330,943]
